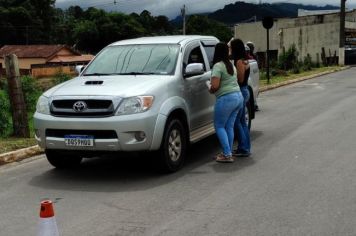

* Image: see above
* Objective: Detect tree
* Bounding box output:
[67,5,84,20]
[138,10,155,34]
[155,15,173,34]
[0,0,57,44]
[186,15,233,42]
[72,20,100,52]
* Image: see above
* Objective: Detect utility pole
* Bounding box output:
[4,54,30,138]
[181,4,186,35]
[339,0,346,65]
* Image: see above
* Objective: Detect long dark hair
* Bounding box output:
[230,38,246,64]
[212,42,233,75]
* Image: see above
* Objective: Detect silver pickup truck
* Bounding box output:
[34,35,259,172]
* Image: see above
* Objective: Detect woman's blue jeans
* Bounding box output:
[214,92,243,156]
[234,85,251,153]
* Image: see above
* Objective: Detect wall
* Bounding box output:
[281,22,340,62]
[0,58,47,70]
[234,18,295,53]
[31,65,76,78]
[234,10,356,63]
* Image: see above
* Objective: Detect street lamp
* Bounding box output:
[262,16,274,84]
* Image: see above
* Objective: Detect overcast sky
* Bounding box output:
[55,0,355,19]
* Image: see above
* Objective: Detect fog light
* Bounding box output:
[134,131,146,141]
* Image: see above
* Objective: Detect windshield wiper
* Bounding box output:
[116,72,156,75]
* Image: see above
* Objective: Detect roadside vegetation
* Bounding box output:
[259,66,341,87]
[0,72,71,154]
[259,44,341,86]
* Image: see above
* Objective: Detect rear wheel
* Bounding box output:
[45,149,83,168]
[158,118,187,173]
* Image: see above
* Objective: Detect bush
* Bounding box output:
[21,76,42,113]
[54,72,72,85]
[302,54,313,71]
[292,61,301,74]
[0,90,11,137]
[271,69,288,76]
[0,78,6,90]
[278,44,298,70]
[259,70,267,80]
[315,53,321,68]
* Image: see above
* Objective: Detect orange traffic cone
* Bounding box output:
[37,200,59,236]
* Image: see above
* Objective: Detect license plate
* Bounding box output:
[64,135,94,147]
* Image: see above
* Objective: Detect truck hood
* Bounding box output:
[45,75,169,97]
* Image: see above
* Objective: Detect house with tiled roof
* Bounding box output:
[0,45,93,77]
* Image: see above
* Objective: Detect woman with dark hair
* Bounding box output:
[209,42,243,163]
[230,38,251,157]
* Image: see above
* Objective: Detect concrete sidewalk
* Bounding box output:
[0,66,349,166]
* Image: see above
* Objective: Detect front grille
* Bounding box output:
[50,99,114,117]
[46,129,118,139]
[52,100,111,109]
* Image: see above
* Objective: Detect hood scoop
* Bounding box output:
[85,80,103,85]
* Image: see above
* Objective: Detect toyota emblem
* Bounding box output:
[73,101,87,112]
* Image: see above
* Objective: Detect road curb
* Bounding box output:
[0,66,350,167]
[0,145,44,166]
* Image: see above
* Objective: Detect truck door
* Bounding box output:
[182,41,214,130]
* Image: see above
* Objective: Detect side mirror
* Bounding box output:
[184,63,204,77]
[75,65,85,75]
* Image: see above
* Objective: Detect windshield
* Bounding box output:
[83,44,179,76]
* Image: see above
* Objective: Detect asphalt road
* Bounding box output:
[1,68,356,236]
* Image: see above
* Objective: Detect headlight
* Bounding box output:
[116,96,154,115]
[36,95,50,115]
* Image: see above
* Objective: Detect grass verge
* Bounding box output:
[259,66,341,87]
[0,137,38,154]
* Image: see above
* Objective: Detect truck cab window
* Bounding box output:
[185,46,206,71]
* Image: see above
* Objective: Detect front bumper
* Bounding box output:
[33,112,166,152]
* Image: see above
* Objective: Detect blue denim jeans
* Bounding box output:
[234,86,251,153]
[214,92,243,156]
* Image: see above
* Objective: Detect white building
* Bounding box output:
[234,9,356,65]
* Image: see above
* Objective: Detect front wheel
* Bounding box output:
[157,119,187,173]
[45,149,83,168]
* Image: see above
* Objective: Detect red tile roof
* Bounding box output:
[0,45,80,58]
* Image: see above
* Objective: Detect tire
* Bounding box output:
[45,149,83,169]
[158,118,187,173]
